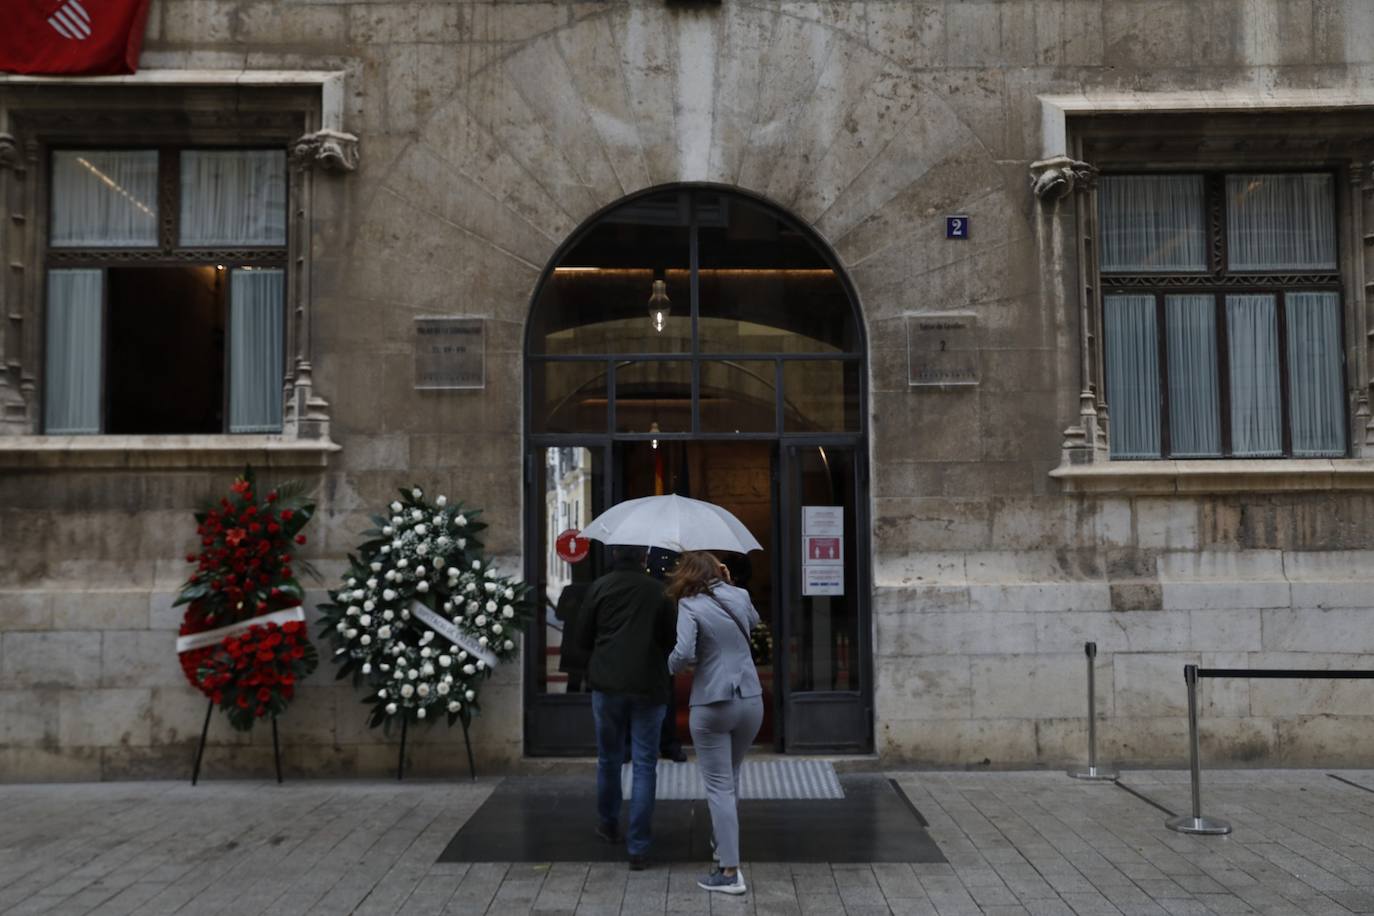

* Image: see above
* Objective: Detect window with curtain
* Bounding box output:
[1100,171,1345,459]
[43,147,288,435]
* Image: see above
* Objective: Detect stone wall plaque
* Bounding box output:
[414,317,484,390]
[907,312,979,387]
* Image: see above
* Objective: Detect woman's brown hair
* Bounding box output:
[666,550,725,603]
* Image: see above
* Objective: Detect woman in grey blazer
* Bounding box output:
[667,551,763,896]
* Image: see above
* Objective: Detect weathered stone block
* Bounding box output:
[1277,715,1374,765]
[0,689,56,746]
[1,633,102,689]
[873,586,972,616]
[1112,653,1195,718]
[1261,608,1374,653]
[1134,499,1200,550]
[158,0,236,44]
[57,688,152,748]
[1189,609,1263,652]
[0,746,101,783]
[875,655,971,720]
[970,655,1084,719]
[1109,581,1162,612]
[1288,581,1374,609]
[101,632,182,688]
[53,590,149,630]
[146,686,250,747]
[877,610,1036,657]
[0,591,52,630]
[873,552,967,589]
[1162,581,1291,611]
[1034,611,1190,654]
[338,435,411,472]
[878,718,1038,767]
[235,2,348,45]
[967,582,1111,614]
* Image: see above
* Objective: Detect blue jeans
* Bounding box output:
[592,690,666,856]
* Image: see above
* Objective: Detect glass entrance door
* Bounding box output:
[779,444,871,751]
[523,187,872,756]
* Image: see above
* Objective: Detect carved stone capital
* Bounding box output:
[1030,155,1098,202]
[289,128,359,173]
[0,134,20,170]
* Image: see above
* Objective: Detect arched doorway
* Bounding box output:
[523,187,871,755]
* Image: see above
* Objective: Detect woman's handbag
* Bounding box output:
[747,621,773,667]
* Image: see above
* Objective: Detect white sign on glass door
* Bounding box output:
[802,505,844,596]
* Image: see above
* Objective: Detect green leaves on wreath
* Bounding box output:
[318,486,533,729]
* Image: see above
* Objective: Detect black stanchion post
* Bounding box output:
[190,698,214,786]
[1069,641,1117,781]
[1166,664,1231,835]
[271,715,283,785]
[397,718,408,781]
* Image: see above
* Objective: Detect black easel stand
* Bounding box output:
[395,714,477,782]
[191,698,213,786]
[271,715,283,784]
[190,699,284,785]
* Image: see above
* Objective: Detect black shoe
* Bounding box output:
[595,822,620,844]
[662,746,687,763]
[628,854,650,871]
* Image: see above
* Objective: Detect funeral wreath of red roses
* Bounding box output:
[319,486,533,729]
[175,467,320,731]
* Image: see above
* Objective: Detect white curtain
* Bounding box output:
[1104,294,1161,458]
[50,150,158,247]
[1227,294,1283,456]
[1165,294,1221,457]
[229,269,285,432]
[44,269,103,434]
[180,151,287,246]
[1226,174,1336,271]
[1099,175,1207,272]
[1286,292,1345,456]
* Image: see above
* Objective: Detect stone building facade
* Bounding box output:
[4,0,1374,780]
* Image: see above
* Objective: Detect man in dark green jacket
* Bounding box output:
[575,545,675,869]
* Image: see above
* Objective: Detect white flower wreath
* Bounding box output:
[319,487,532,728]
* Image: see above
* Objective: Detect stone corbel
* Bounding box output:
[1029,155,1098,202]
[0,133,19,169]
[289,128,359,173]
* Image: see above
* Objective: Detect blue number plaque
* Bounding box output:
[945,215,969,239]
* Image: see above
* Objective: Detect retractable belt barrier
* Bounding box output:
[1068,642,1118,782]
[1168,664,1374,836]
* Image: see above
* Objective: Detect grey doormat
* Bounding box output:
[436,774,945,863]
[620,759,844,800]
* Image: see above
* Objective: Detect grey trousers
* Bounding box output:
[689,694,764,869]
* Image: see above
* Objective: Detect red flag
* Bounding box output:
[1,0,153,75]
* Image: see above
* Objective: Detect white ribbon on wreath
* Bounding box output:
[176,607,307,654]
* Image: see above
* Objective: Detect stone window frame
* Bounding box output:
[0,71,357,469]
[1034,90,1374,494]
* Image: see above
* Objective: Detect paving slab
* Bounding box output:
[2,770,1374,914]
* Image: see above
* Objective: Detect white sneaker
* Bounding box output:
[698,868,746,895]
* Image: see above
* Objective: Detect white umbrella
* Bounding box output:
[581,494,763,553]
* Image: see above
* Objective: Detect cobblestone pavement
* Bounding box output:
[1,769,1373,915]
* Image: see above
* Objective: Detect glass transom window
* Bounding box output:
[1098,172,1346,459]
[528,189,863,436]
[43,148,288,435]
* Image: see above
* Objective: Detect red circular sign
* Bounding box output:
[556,528,590,563]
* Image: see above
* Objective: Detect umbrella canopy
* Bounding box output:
[581,494,763,554]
